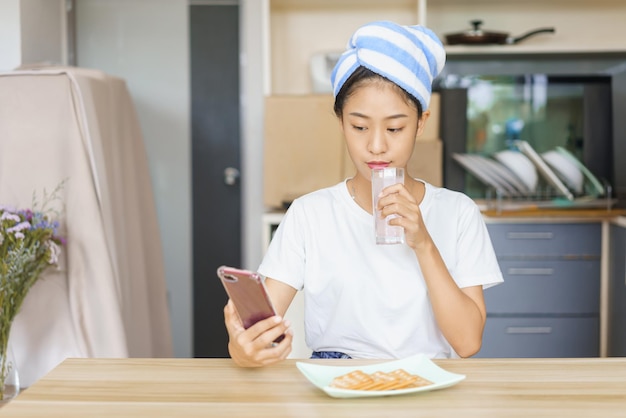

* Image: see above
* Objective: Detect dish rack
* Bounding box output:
[453,140,617,213]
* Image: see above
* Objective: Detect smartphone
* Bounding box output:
[217,265,285,343]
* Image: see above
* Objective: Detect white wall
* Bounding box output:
[75,0,192,358]
[0,0,21,70]
[0,0,66,71]
[19,0,66,65]
[241,0,266,270]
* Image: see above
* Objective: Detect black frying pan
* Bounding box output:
[445,20,555,45]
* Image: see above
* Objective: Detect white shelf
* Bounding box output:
[271,0,418,8]
[445,45,626,56]
[263,0,626,94]
[265,0,424,95]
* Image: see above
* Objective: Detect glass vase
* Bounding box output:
[0,341,19,404]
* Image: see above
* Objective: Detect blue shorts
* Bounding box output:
[310,351,352,359]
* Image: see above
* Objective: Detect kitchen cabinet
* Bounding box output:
[476,222,601,357]
[608,218,626,356]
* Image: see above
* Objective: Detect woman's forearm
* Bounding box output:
[414,240,487,357]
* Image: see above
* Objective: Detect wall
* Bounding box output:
[75,0,192,358]
[0,0,21,70]
[19,0,66,65]
[0,0,66,71]
[241,0,267,271]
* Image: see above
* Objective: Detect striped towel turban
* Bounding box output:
[330,21,446,111]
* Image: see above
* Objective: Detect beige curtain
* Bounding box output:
[0,67,173,387]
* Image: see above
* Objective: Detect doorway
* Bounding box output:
[190,2,241,357]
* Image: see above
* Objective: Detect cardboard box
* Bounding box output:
[407,138,443,186]
[264,95,344,208]
[419,92,440,141]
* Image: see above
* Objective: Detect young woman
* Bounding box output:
[224,21,503,367]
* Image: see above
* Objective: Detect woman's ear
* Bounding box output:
[416,110,431,137]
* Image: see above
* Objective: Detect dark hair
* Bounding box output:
[333,66,423,119]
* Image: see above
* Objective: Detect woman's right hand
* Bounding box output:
[224,299,293,367]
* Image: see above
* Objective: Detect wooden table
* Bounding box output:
[1,357,625,417]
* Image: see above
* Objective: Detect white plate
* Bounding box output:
[555,146,605,197]
[453,153,516,196]
[541,150,584,195]
[514,140,574,201]
[465,154,528,196]
[474,155,533,195]
[493,149,539,192]
[296,354,465,399]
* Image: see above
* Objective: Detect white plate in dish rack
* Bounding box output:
[555,146,605,197]
[494,149,539,192]
[296,354,465,399]
[541,150,584,195]
[514,140,574,201]
[453,153,519,196]
[465,154,530,196]
[473,154,533,196]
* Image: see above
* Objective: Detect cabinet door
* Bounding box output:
[485,259,600,315]
[609,223,626,356]
[477,317,599,358]
[481,222,602,358]
[486,223,601,258]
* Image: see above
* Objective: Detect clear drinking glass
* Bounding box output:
[371,167,405,245]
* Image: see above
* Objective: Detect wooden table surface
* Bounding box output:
[1,357,625,417]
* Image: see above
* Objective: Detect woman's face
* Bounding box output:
[340,79,428,183]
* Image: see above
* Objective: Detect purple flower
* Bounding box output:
[18,209,34,221]
[7,221,31,233]
[1,212,20,222]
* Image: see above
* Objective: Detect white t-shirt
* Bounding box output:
[258,179,503,359]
